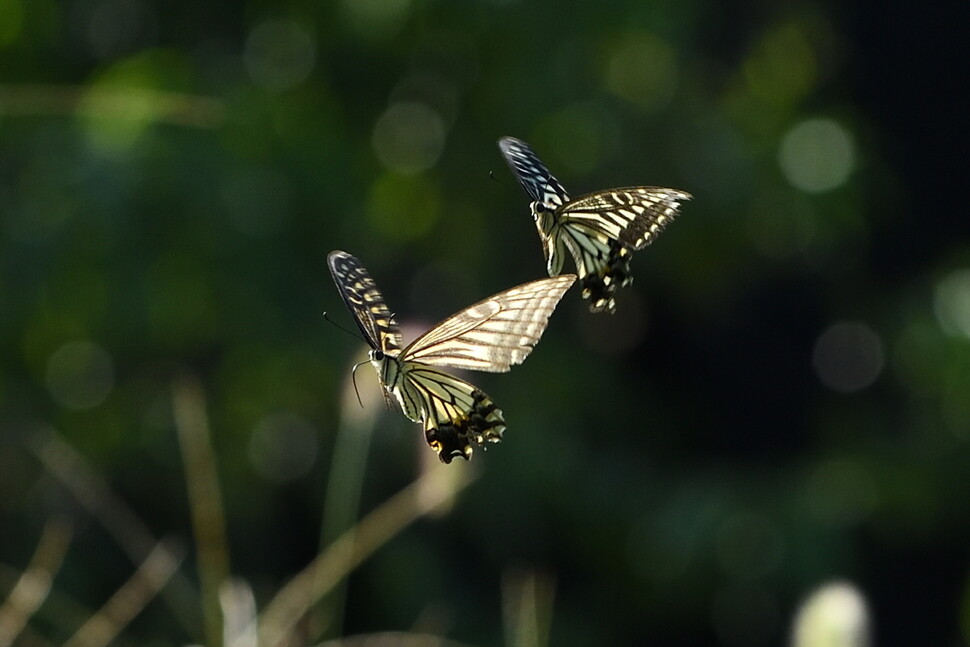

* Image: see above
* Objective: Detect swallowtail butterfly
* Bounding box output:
[328,250,575,463]
[499,136,690,314]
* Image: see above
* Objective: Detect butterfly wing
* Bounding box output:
[498,136,570,208]
[560,187,691,250]
[400,274,576,372]
[396,364,505,463]
[327,250,402,354]
[552,187,690,313]
[557,229,633,314]
[329,254,573,463]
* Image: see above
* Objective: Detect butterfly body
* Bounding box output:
[329,250,574,463]
[499,136,691,313]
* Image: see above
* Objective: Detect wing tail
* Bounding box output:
[405,367,506,463]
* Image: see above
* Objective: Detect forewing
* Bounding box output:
[560,187,691,250]
[327,250,402,353]
[498,137,570,208]
[402,274,576,372]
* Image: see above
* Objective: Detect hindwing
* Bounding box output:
[398,364,506,463]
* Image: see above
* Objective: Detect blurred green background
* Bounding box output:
[1,0,966,645]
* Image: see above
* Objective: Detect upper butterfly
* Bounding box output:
[498,136,691,314]
[328,250,575,463]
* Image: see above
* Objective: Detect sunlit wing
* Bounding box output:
[557,226,633,314]
[498,136,570,208]
[401,365,505,463]
[402,274,576,372]
[561,187,692,250]
[327,250,402,354]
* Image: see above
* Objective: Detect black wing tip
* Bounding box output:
[327,249,354,269]
[498,135,526,148]
[667,189,693,203]
[498,136,535,157]
[327,250,360,283]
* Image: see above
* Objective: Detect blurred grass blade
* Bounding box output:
[27,429,200,632]
[258,465,476,647]
[221,578,257,647]
[173,375,231,647]
[316,631,478,647]
[63,539,185,647]
[502,568,557,647]
[0,518,72,647]
[316,353,381,638]
[0,83,225,128]
[791,581,869,647]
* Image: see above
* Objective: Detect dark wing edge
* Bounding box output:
[498,136,570,207]
[327,250,402,353]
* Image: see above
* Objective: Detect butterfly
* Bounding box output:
[498,136,691,314]
[328,250,575,463]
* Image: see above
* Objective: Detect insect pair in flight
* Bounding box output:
[330,137,691,463]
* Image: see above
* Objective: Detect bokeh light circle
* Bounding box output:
[244,19,316,92]
[45,340,115,410]
[605,32,678,112]
[933,268,970,338]
[372,102,446,174]
[248,412,319,483]
[791,581,869,647]
[779,118,855,193]
[812,321,884,393]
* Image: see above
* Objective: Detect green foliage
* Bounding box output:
[0,1,966,645]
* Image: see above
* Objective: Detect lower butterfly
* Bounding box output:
[498,136,691,314]
[328,250,575,463]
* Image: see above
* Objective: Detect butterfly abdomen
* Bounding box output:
[372,354,423,423]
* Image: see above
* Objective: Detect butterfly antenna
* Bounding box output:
[323,311,366,343]
[350,360,367,408]
[489,170,503,184]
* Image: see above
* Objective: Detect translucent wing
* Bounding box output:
[498,136,570,209]
[399,365,505,463]
[557,228,633,314]
[498,136,691,314]
[402,274,576,372]
[327,250,402,354]
[561,187,692,250]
